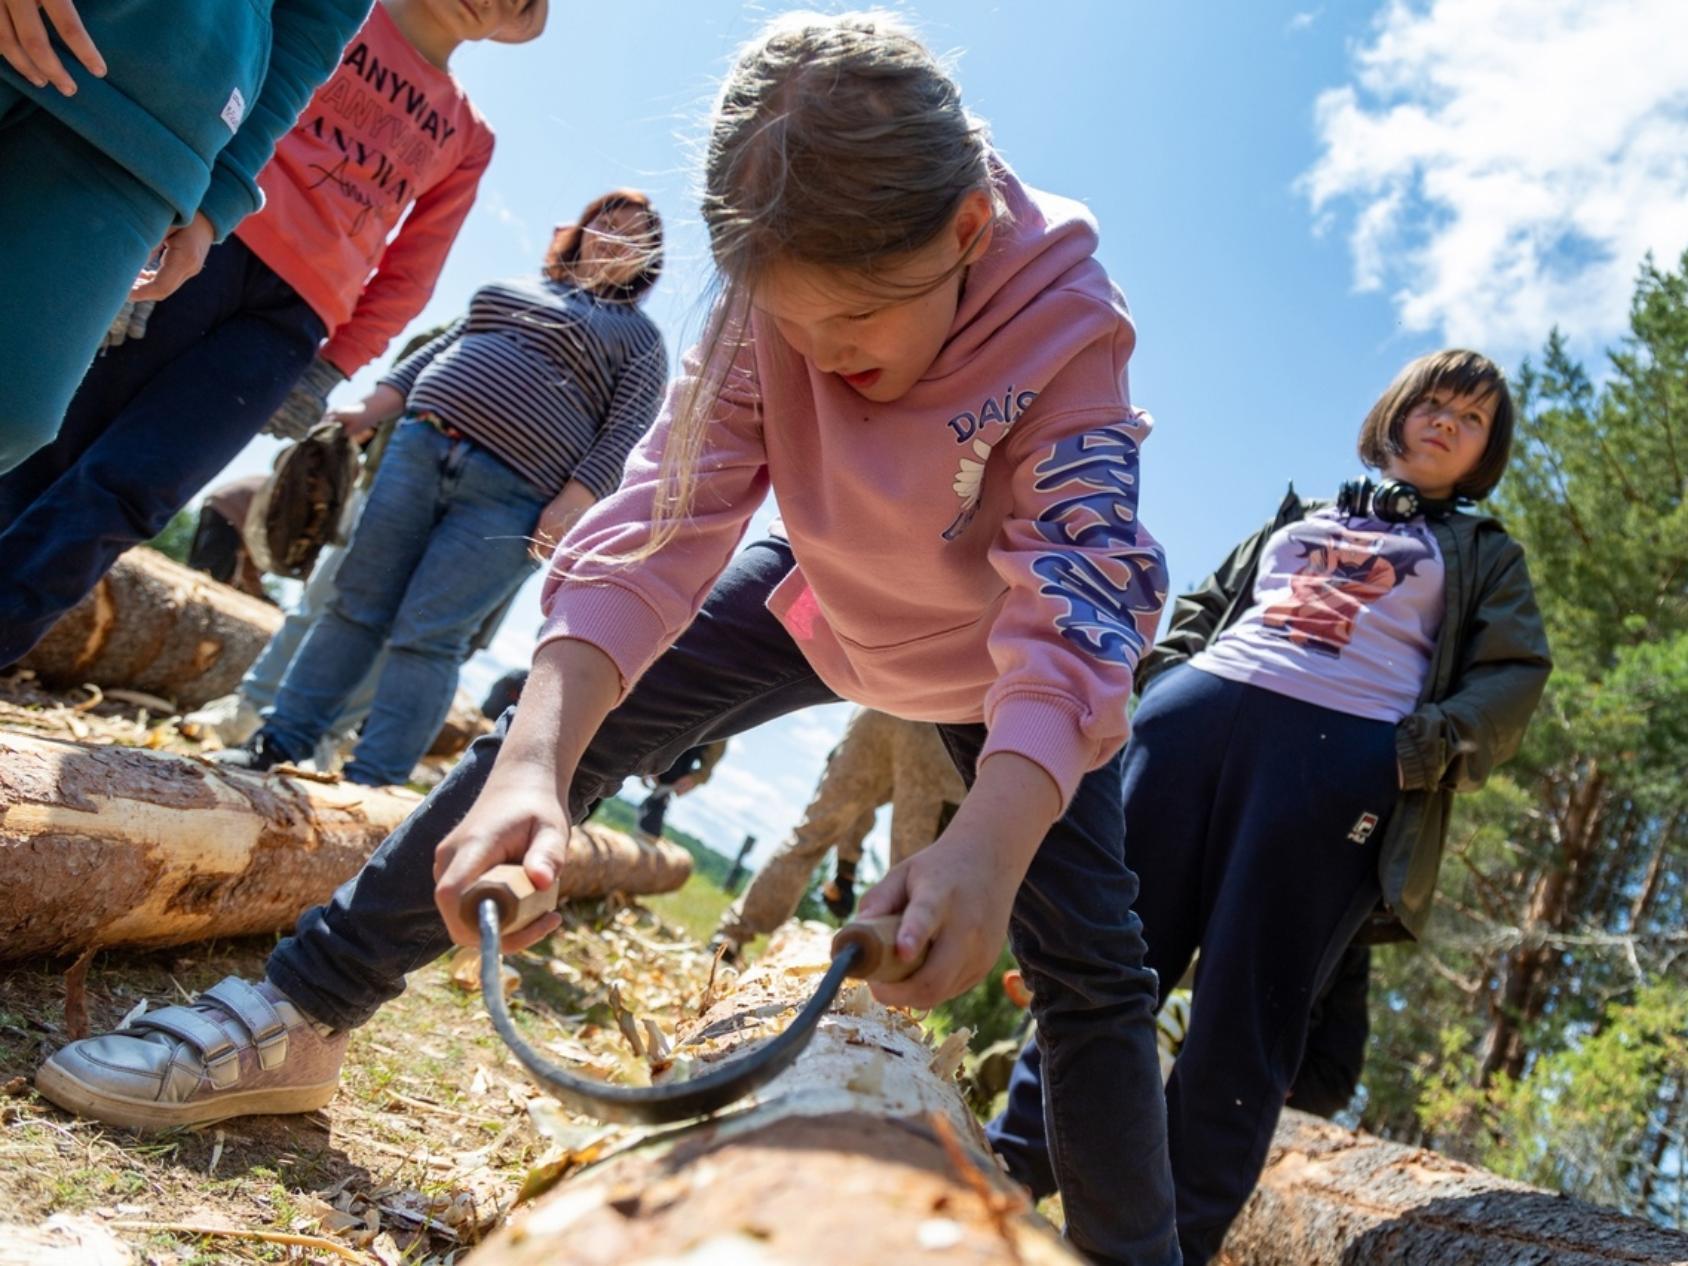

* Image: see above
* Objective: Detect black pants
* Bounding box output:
[987,664,1398,1264]
[0,237,323,666]
[265,539,1180,1266]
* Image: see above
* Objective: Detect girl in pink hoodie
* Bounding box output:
[37,14,1178,1264]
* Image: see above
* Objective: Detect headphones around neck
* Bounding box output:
[1336,477,1456,523]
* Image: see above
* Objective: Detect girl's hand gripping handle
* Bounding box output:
[459,864,562,938]
[832,915,928,984]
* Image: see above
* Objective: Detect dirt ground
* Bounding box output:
[0,669,729,1265]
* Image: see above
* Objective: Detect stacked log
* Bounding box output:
[0,733,691,961]
[21,548,281,710]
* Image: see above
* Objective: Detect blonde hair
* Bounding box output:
[639,10,998,560]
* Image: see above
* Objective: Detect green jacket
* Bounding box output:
[3,0,370,239]
[1138,487,1552,940]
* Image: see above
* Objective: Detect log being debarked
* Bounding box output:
[0,732,692,962]
[473,923,1080,1266]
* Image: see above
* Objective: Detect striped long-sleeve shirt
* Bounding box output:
[380,275,667,498]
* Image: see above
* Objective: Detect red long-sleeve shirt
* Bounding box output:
[234,3,494,375]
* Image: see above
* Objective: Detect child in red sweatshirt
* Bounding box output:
[0,0,542,670]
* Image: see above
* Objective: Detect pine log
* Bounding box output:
[424,693,494,758]
[21,548,283,710]
[475,924,1080,1266]
[0,733,692,962]
[1221,1108,1688,1265]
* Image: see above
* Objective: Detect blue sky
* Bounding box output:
[217,0,1688,867]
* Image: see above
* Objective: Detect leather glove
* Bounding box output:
[821,861,857,920]
[262,356,347,440]
[101,300,157,351]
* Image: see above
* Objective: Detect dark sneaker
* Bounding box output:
[210,729,301,774]
[35,977,348,1132]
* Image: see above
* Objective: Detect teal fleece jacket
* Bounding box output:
[2,0,371,239]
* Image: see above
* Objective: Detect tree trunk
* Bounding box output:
[474,924,1081,1266]
[1479,763,1608,1085]
[20,548,283,710]
[0,733,692,962]
[1221,1109,1688,1265]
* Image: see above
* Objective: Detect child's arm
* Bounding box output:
[859,408,1170,1008]
[433,636,621,950]
[980,408,1170,808]
[196,0,371,244]
[317,130,496,377]
[1397,540,1552,792]
[857,751,1059,1008]
[432,337,768,935]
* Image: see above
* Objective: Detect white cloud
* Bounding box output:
[1302,0,1688,352]
[666,701,854,864]
[1287,9,1322,33]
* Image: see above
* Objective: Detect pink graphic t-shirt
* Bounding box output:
[1190,508,1445,721]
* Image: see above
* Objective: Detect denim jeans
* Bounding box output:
[265,538,1180,1266]
[242,511,382,760]
[258,421,542,786]
[987,665,1397,1265]
[0,236,324,667]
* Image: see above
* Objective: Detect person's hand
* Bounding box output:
[529,501,582,563]
[855,828,1020,1009]
[323,383,404,443]
[671,774,699,797]
[131,213,215,303]
[433,762,573,951]
[0,0,103,95]
[325,407,377,443]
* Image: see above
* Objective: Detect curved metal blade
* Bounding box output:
[479,899,861,1125]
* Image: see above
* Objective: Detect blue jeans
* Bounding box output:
[0,79,177,473]
[0,235,324,668]
[258,421,543,787]
[264,538,1179,1266]
[242,519,382,759]
[987,665,1398,1265]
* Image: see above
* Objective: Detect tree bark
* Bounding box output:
[1479,763,1608,1085]
[0,733,692,962]
[1222,1108,1688,1265]
[20,548,283,710]
[474,924,1081,1266]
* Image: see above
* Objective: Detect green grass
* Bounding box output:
[642,872,736,945]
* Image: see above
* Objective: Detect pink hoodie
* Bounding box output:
[538,166,1168,805]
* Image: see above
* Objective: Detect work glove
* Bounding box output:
[821,860,857,919]
[262,357,347,440]
[101,300,157,351]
